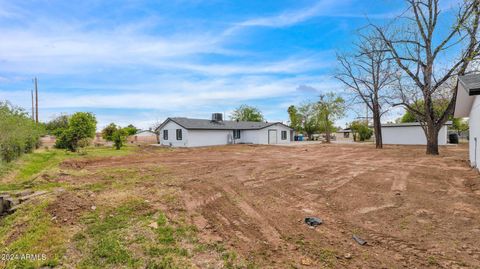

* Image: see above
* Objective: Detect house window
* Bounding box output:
[163,130,168,140]
[233,130,241,139]
[281,130,287,140]
[176,129,182,140]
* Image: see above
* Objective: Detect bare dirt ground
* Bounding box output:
[64,144,480,268]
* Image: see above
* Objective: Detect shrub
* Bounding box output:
[0,101,44,163]
[112,129,127,150]
[350,121,373,142]
[54,112,97,152]
[101,123,118,141]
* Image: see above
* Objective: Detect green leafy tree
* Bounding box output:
[123,124,138,136]
[298,102,319,139]
[317,92,346,143]
[230,105,264,122]
[101,123,118,141]
[452,118,469,136]
[112,128,128,150]
[45,114,69,136]
[287,105,302,132]
[55,112,97,152]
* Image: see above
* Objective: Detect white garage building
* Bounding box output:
[155,113,292,147]
[454,74,480,171]
[382,122,451,145]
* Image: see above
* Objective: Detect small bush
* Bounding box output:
[54,112,97,152]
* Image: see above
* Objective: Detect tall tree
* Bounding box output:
[317,92,346,143]
[298,102,319,139]
[287,105,302,132]
[372,0,480,155]
[336,31,396,149]
[230,105,264,122]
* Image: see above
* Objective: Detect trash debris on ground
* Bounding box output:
[304,217,323,227]
[344,253,352,259]
[352,234,367,245]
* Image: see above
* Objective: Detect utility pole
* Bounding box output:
[31,89,35,120]
[34,77,38,124]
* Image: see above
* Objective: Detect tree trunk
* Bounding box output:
[325,114,331,143]
[373,104,383,149]
[425,123,439,155]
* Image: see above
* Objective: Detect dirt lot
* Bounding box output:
[59,143,480,268]
[2,143,479,268]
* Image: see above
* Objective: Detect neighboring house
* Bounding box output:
[155,113,292,147]
[382,122,452,145]
[128,130,158,144]
[335,128,353,142]
[454,74,480,171]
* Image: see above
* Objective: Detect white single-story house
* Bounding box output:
[454,74,480,171]
[382,121,452,145]
[155,113,292,147]
[127,130,158,144]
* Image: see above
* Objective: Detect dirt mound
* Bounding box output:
[60,159,96,169]
[47,192,94,225]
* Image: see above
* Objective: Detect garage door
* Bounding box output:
[268,130,277,144]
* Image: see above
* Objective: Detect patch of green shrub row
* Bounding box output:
[0,101,44,162]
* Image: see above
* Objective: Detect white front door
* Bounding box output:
[268,130,277,144]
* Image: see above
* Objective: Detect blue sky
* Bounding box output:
[0,0,461,129]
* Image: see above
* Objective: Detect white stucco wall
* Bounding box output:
[158,121,188,147]
[158,121,291,147]
[469,96,479,169]
[259,124,291,144]
[382,125,449,145]
[188,130,231,147]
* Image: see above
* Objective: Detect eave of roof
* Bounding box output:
[455,74,479,117]
[381,121,452,128]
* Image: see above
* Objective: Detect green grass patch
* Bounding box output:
[0,200,66,268]
[76,199,150,268]
[75,201,201,268]
[0,146,137,192]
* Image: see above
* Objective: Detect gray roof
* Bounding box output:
[156,117,291,131]
[382,121,452,128]
[459,74,480,95]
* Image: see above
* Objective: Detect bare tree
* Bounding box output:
[336,31,396,149]
[372,0,480,155]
